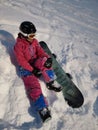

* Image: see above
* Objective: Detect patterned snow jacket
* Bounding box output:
[14,33,49,73]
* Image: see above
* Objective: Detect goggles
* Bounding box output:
[27,33,36,39]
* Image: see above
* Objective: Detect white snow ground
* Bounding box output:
[0,0,98,130]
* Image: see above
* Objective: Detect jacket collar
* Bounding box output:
[18,33,33,44]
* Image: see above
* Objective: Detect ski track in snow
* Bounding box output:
[0,0,98,130]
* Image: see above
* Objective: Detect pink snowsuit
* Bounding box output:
[14,34,53,102]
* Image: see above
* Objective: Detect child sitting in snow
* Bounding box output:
[14,21,62,122]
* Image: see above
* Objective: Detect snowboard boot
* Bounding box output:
[39,107,51,123]
[46,80,63,92]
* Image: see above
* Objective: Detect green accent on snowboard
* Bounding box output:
[39,41,84,108]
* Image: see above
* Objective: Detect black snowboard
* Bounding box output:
[39,41,84,108]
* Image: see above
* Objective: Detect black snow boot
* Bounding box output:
[46,80,63,92]
[39,107,51,123]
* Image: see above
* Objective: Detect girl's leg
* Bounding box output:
[22,75,48,110]
[22,75,42,101]
[34,57,62,92]
[34,57,56,83]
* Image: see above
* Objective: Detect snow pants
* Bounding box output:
[21,57,55,110]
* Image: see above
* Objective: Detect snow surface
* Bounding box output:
[0,0,98,130]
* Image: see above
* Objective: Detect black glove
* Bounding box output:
[44,58,52,68]
[32,68,42,77]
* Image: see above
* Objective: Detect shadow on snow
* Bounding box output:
[0,30,43,129]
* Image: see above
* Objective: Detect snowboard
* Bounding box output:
[39,41,84,108]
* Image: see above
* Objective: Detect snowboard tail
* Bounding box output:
[39,41,84,108]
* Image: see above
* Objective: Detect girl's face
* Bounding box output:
[27,33,36,41]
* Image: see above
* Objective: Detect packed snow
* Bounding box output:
[0,0,98,130]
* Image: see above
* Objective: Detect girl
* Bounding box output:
[14,21,62,122]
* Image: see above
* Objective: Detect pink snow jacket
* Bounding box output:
[14,34,49,72]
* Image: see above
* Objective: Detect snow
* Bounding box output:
[0,0,98,129]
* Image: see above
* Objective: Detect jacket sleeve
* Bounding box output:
[35,40,50,58]
[14,42,33,72]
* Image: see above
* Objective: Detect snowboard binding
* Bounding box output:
[66,73,73,79]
